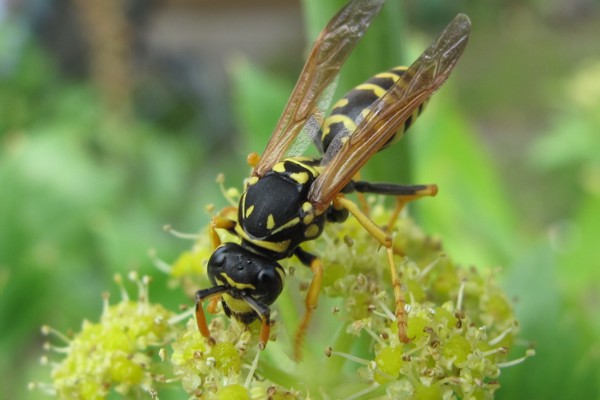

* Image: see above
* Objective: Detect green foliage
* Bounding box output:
[0,25,211,400]
[2,0,599,399]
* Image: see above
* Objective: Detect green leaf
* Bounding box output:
[412,94,520,267]
[499,244,600,399]
[229,57,294,155]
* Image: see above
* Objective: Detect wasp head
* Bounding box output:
[206,242,285,324]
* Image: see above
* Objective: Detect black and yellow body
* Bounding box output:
[319,66,425,155]
[194,0,471,359]
[237,157,327,260]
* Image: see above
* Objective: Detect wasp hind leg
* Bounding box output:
[348,181,438,231]
[334,195,415,344]
[293,247,324,360]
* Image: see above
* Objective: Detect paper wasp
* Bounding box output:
[194,0,471,358]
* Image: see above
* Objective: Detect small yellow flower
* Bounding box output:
[38,197,531,399]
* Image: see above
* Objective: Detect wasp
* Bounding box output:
[194,0,471,358]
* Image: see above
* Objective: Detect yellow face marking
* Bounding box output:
[305,223,320,238]
[356,83,386,97]
[267,214,276,230]
[245,205,254,218]
[220,272,255,290]
[222,293,253,314]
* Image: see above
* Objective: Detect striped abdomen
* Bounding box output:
[319,66,427,155]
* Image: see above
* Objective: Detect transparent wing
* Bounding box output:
[286,75,339,158]
[308,14,471,211]
[252,0,385,177]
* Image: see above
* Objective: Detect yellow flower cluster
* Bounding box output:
[38,200,531,399]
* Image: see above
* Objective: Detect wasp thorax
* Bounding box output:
[207,243,284,306]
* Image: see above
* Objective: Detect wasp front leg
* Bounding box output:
[293,247,324,360]
[242,294,273,350]
[195,286,228,345]
[207,206,238,313]
[208,206,238,249]
[195,206,239,340]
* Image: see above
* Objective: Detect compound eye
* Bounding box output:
[257,268,283,294]
[257,268,278,287]
[208,246,227,270]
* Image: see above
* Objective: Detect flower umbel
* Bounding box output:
[166,199,530,399]
[38,196,530,399]
[39,272,177,399]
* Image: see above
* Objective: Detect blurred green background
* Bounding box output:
[1,0,599,398]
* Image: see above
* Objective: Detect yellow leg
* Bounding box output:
[387,184,437,231]
[195,285,227,346]
[386,247,408,343]
[195,299,212,339]
[335,196,390,247]
[334,195,410,343]
[207,296,221,314]
[258,318,271,351]
[294,257,324,360]
[196,206,238,344]
[208,206,237,249]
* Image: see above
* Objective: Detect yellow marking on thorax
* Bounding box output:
[235,224,292,254]
[245,204,254,218]
[301,202,315,225]
[290,171,309,184]
[273,162,286,173]
[270,216,301,235]
[356,83,386,97]
[304,223,321,238]
[267,214,276,230]
[245,176,259,189]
